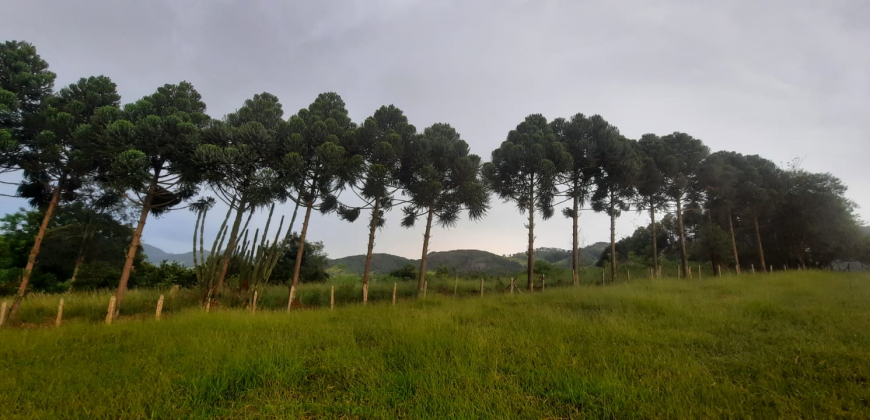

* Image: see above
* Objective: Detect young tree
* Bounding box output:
[590,126,637,283]
[0,41,56,175]
[283,92,362,299]
[197,93,288,297]
[347,105,415,300]
[551,114,597,285]
[7,75,121,319]
[658,132,709,278]
[104,82,209,315]
[401,123,489,295]
[484,115,571,290]
[635,134,668,275]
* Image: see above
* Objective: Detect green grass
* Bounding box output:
[1,271,869,419]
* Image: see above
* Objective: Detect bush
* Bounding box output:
[389,263,418,280]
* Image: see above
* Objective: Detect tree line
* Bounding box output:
[1,40,867,320]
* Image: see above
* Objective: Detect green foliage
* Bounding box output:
[133,261,197,288]
[389,262,418,280]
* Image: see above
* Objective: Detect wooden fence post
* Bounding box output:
[287,285,296,312]
[718,265,722,277]
[0,300,7,327]
[249,292,257,314]
[541,274,546,290]
[480,278,484,297]
[510,277,515,295]
[751,264,755,274]
[698,265,701,280]
[156,294,165,320]
[55,298,64,327]
[105,296,116,324]
[363,283,369,305]
[392,282,397,305]
[601,269,605,285]
[627,270,630,283]
[454,275,459,297]
[423,281,428,298]
[330,286,335,310]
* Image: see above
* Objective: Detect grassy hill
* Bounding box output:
[2,271,868,418]
[426,249,523,275]
[328,253,412,274]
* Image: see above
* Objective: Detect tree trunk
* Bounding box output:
[650,201,658,278]
[417,208,434,296]
[69,220,95,290]
[213,200,247,296]
[69,254,84,288]
[289,202,314,289]
[676,196,689,278]
[6,180,63,321]
[361,196,381,301]
[114,171,160,318]
[609,201,616,283]
[728,211,741,274]
[527,182,536,291]
[571,193,579,286]
[753,213,767,272]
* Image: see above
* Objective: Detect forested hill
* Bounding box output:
[328,249,524,275]
[141,244,206,267]
[328,253,413,275]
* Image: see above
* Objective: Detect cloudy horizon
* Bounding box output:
[1,0,868,260]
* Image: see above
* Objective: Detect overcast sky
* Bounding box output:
[1,0,868,259]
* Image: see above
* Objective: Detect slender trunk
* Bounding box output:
[676,196,689,278]
[7,180,63,321]
[728,211,740,274]
[114,172,160,318]
[290,202,314,289]
[361,196,381,298]
[650,201,658,277]
[527,182,536,291]
[70,255,85,288]
[417,208,434,296]
[69,220,95,290]
[753,213,766,272]
[572,193,579,286]
[609,201,616,283]
[213,200,247,296]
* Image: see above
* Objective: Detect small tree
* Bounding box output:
[402,123,489,295]
[103,81,209,315]
[484,115,571,290]
[7,76,120,320]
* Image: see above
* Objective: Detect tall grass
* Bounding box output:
[2,271,868,418]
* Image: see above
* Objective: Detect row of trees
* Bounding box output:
[1,40,866,320]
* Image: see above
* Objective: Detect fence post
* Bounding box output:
[601,269,605,285]
[55,298,64,327]
[105,296,116,324]
[287,285,296,313]
[363,283,369,305]
[751,264,755,274]
[249,292,256,314]
[510,277,515,295]
[698,265,701,280]
[423,281,428,298]
[454,276,458,297]
[542,274,546,290]
[392,282,397,305]
[480,278,484,297]
[156,294,165,319]
[627,270,630,283]
[330,285,335,310]
[0,300,6,326]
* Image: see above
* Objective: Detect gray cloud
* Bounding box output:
[2,0,868,259]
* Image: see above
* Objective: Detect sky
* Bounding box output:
[1,0,868,260]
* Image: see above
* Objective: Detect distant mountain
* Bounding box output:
[141,243,207,267]
[509,242,610,268]
[427,249,524,275]
[328,253,412,274]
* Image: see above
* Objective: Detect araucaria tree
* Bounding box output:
[550,114,597,285]
[197,93,288,297]
[104,82,209,315]
[484,115,571,290]
[283,92,361,303]
[635,134,668,275]
[9,75,120,319]
[699,151,743,273]
[733,154,779,272]
[349,105,415,301]
[401,123,489,295]
[658,132,709,278]
[590,124,637,283]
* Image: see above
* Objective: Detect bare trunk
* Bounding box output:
[753,213,766,272]
[7,180,63,321]
[69,221,96,290]
[527,181,535,290]
[290,202,314,289]
[114,172,160,318]
[213,200,247,296]
[361,196,381,299]
[417,208,434,296]
[69,254,84,288]
[676,196,689,278]
[609,202,616,283]
[728,211,740,274]
[650,201,658,277]
[571,193,579,286]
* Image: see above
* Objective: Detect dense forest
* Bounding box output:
[1,40,868,321]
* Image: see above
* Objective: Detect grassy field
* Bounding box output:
[1,271,869,419]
